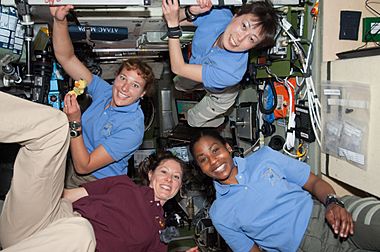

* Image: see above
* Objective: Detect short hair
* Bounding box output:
[137,151,187,186]
[236,0,279,49]
[116,59,155,96]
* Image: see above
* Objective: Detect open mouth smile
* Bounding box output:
[118,91,130,99]
[230,36,238,47]
[213,163,226,174]
[160,184,172,191]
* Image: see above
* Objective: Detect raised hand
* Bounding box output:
[63,93,82,123]
[49,5,74,22]
[162,0,180,27]
[189,0,213,15]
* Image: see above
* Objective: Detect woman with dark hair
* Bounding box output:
[162,0,278,127]
[63,150,186,251]
[0,92,194,251]
[137,151,187,186]
[50,5,156,188]
[189,129,380,252]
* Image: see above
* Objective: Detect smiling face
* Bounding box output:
[148,159,183,205]
[193,136,238,185]
[220,13,263,52]
[111,68,146,107]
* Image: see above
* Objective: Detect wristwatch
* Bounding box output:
[325,194,345,208]
[185,6,197,22]
[69,121,82,138]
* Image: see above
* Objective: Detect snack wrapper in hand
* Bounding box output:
[68,79,87,97]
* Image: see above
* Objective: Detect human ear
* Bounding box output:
[225,143,233,153]
[148,170,153,182]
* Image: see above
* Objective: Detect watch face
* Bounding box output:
[326,195,345,208]
[70,129,80,137]
[69,121,81,130]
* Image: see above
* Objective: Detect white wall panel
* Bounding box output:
[321,55,380,197]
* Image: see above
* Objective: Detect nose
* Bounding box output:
[166,175,173,182]
[238,31,249,42]
[209,155,218,165]
[121,81,130,92]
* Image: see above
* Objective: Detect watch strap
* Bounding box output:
[325,194,345,208]
[167,26,182,39]
[185,6,197,22]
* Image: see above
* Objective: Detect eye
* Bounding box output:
[160,170,167,174]
[173,175,181,180]
[242,23,247,30]
[250,37,256,43]
[119,75,126,81]
[198,157,207,164]
[132,82,141,88]
[212,147,220,154]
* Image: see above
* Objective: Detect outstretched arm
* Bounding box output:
[303,172,354,238]
[50,5,92,84]
[162,0,211,82]
[51,6,114,175]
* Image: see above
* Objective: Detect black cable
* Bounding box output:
[364,14,380,41]
[365,0,380,16]
[352,1,380,49]
[365,0,380,46]
[355,42,369,51]
[356,18,380,49]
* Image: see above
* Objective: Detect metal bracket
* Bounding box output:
[236,102,257,141]
[25,0,244,6]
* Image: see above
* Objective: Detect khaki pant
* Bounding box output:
[174,76,240,128]
[298,198,380,252]
[2,217,95,252]
[0,92,96,251]
[65,155,97,189]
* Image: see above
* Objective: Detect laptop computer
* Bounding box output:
[168,99,199,143]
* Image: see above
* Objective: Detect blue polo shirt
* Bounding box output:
[210,146,313,252]
[81,75,144,179]
[191,8,248,93]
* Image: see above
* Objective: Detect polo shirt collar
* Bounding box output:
[214,157,247,196]
[107,98,141,113]
[141,186,161,206]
